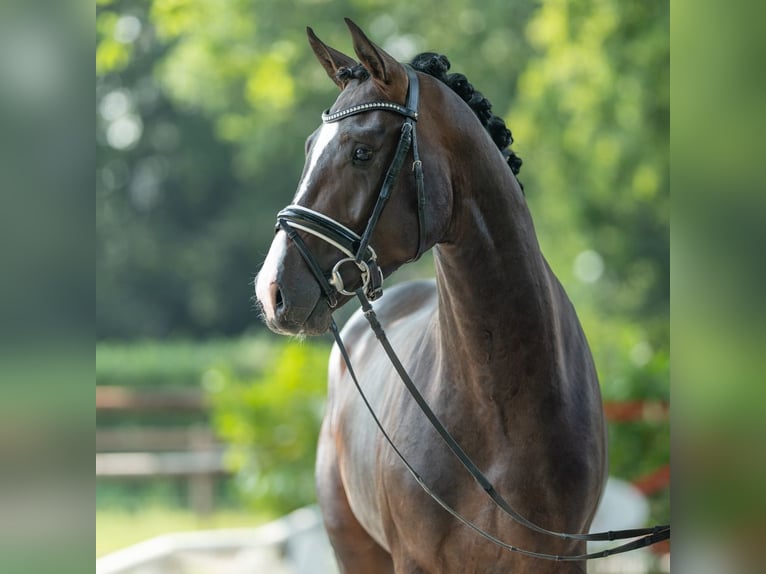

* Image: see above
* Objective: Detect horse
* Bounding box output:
[255,19,607,573]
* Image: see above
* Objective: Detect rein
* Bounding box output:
[276,66,670,561]
[330,293,670,561]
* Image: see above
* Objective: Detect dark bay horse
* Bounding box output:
[255,19,607,573]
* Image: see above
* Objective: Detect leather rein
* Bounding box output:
[275,65,670,561]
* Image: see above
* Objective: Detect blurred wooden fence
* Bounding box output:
[96,386,224,515]
[96,385,669,517]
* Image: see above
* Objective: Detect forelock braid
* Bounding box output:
[336,65,369,82]
[410,52,523,190]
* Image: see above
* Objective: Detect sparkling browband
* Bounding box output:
[322,101,418,123]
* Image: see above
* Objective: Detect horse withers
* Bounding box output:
[255,19,606,573]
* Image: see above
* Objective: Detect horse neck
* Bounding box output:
[433,141,564,404]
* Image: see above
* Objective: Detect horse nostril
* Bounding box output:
[261,281,286,322]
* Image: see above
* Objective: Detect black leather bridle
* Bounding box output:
[276,65,426,307]
[275,65,670,561]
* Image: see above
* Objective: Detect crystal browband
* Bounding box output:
[322,101,418,123]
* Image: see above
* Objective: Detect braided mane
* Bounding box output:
[410,53,523,187]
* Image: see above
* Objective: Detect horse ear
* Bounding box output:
[344,18,405,87]
[307,26,358,90]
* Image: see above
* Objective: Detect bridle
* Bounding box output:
[274,65,670,561]
[276,65,426,307]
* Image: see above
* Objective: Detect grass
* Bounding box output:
[96,506,274,557]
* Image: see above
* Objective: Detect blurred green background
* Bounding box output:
[96,0,668,558]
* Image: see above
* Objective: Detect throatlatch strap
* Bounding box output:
[355,121,413,263]
[411,123,427,261]
[354,65,422,265]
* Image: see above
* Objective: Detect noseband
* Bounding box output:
[276,65,426,305]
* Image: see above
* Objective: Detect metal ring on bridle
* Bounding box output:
[329,257,371,296]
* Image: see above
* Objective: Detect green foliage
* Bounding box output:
[96,336,331,518]
[209,341,331,515]
[96,335,280,387]
[515,0,669,335]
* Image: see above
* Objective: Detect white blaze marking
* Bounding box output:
[255,231,289,321]
[256,123,340,320]
[294,122,340,203]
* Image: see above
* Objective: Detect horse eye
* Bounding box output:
[353,147,373,162]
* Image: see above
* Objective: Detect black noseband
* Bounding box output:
[276,205,383,307]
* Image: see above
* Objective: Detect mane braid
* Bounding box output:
[410,52,524,191]
[336,65,369,82]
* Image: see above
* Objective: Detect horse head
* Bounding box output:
[255,19,454,336]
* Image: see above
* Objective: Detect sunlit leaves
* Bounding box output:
[151,0,202,40]
[245,53,296,112]
[209,342,331,514]
[515,0,668,320]
[155,39,232,111]
[96,12,133,74]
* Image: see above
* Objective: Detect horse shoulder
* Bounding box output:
[320,281,436,534]
[328,278,437,376]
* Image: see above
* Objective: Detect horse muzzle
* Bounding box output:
[254,232,333,336]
